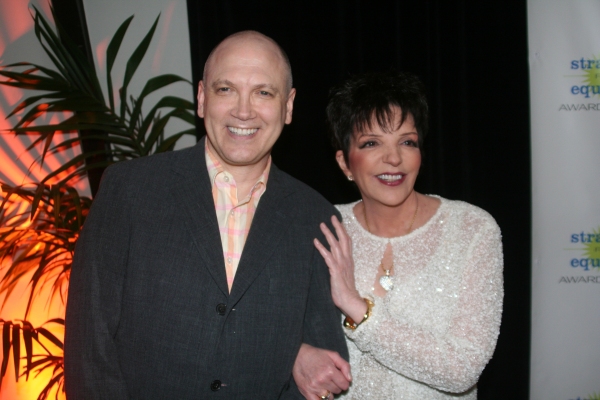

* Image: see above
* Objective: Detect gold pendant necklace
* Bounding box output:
[363,195,419,291]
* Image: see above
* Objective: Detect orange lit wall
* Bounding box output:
[0,1,79,398]
[1,0,192,398]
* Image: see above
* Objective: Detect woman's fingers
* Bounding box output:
[320,222,340,250]
[315,216,355,277]
[313,238,335,268]
[331,215,352,255]
[319,222,347,263]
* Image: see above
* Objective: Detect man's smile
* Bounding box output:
[228,126,258,136]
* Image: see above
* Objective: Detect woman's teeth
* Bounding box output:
[377,174,403,181]
[228,127,258,136]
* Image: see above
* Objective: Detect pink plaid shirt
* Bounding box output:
[205,143,270,292]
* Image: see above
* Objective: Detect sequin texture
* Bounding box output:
[337,196,503,399]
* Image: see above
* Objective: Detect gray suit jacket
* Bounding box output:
[64,139,348,399]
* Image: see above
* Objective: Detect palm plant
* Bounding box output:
[0,319,65,399]
[0,6,195,398]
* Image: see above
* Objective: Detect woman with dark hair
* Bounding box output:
[294,71,503,399]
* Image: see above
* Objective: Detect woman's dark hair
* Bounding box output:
[326,70,428,162]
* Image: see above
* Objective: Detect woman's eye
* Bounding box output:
[358,141,377,149]
[402,140,418,148]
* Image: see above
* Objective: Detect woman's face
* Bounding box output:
[337,108,421,209]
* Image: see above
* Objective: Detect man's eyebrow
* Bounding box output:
[210,80,280,94]
[253,83,280,94]
[211,79,234,89]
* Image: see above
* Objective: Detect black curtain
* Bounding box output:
[187,2,530,399]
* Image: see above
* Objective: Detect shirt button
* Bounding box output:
[230,210,235,216]
[223,176,229,182]
[227,257,232,264]
[210,380,221,391]
[216,303,227,315]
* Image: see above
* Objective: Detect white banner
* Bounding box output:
[528,1,600,400]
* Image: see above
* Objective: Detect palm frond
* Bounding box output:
[0,8,195,191]
[0,8,196,396]
[0,319,65,400]
[0,183,90,316]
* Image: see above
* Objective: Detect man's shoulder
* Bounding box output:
[272,167,337,216]
[95,144,204,203]
[106,144,199,178]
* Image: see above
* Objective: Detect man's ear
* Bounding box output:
[335,150,352,178]
[284,88,296,125]
[197,81,205,118]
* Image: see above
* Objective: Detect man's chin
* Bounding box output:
[221,153,270,168]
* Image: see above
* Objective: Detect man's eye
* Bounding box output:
[217,87,230,93]
[258,90,272,96]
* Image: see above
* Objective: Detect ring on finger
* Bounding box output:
[320,390,331,400]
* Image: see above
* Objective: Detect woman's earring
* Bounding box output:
[347,175,354,181]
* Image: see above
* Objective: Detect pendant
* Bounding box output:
[379,270,394,291]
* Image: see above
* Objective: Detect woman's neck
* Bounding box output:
[358,191,420,238]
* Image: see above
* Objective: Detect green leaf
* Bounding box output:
[31,183,47,219]
[1,322,11,379]
[33,11,87,91]
[36,327,63,350]
[22,321,33,380]
[155,132,188,153]
[142,114,171,155]
[128,74,190,136]
[106,16,134,111]
[11,324,20,381]
[122,15,159,92]
[1,61,67,83]
[120,15,160,118]
[66,187,82,230]
[39,129,55,170]
[0,70,69,92]
[34,6,102,99]
[137,96,194,140]
[44,318,65,326]
[4,91,69,119]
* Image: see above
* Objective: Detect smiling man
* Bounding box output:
[64,31,348,399]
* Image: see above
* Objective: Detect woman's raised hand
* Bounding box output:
[314,216,368,323]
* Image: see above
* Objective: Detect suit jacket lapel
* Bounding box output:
[228,165,295,305]
[169,137,229,297]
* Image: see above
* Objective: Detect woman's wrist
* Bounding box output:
[342,295,370,325]
[343,297,374,330]
[334,290,363,319]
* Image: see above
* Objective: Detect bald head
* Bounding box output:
[203,31,293,93]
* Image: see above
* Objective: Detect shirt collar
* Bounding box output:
[205,140,271,191]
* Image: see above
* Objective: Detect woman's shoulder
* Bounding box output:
[435,196,501,233]
[334,201,361,219]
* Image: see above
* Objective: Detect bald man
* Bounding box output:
[64,31,349,399]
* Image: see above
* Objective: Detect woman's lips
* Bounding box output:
[376,173,405,186]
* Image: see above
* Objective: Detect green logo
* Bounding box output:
[569,56,600,98]
[568,227,600,271]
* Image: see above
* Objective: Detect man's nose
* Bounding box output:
[232,94,255,120]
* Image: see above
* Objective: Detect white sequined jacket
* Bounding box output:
[337,197,503,399]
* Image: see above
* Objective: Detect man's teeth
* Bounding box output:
[229,127,258,136]
[377,174,403,181]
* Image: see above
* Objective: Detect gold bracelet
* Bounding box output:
[343,298,374,330]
